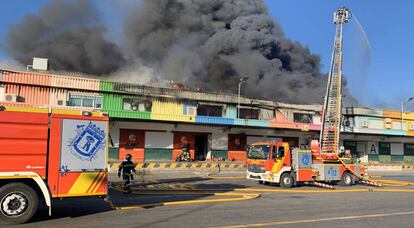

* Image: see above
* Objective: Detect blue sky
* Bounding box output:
[0,0,413,109]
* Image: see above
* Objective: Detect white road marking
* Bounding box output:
[213,211,414,228]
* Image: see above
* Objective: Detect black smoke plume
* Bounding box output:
[6,0,125,75]
[6,0,357,105]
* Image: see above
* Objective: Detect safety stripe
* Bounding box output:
[91,172,106,193]
[0,175,39,179]
[85,172,103,193]
[68,173,99,195]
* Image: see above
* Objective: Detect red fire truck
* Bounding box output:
[246,142,366,188]
[0,104,109,224]
[246,8,370,189]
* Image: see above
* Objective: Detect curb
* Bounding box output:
[367,164,414,171]
[109,162,246,171]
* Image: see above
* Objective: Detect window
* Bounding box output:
[272,146,285,159]
[343,141,357,156]
[247,145,270,159]
[68,94,102,109]
[239,108,259,119]
[197,104,223,117]
[379,142,391,155]
[293,113,313,123]
[123,99,152,112]
[404,143,414,156]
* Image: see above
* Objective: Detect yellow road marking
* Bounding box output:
[159,163,167,169]
[170,163,177,168]
[372,188,414,193]
[110,192,259,210]
[147,163,155,169]
[208,176,246,179]
[375,179,414,186]
[212,211,414,228]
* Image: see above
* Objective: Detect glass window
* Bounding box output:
[70,97,82,107]
[247,145,271,159]
[69,95,102,109]
[83,98,94,107]
[123,100,132,110]
[404,143,414,156]
[95,97,103,109]
[379,142,391,155]
[123,98,152,112]
[197,104,223,117]
[239,108,259,119]
[293,113,313,123]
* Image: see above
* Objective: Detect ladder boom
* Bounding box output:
[319,7,350,160]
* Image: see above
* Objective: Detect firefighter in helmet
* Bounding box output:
[118,154,136,194]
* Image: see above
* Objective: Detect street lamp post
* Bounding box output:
[237,76,249,118]
[401,97,414,130]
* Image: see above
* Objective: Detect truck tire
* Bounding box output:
[280,173,294,188]
[338,172,354,186]
[0,183,39,225]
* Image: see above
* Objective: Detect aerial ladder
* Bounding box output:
[310,7,381,187]
[312,7,350,161]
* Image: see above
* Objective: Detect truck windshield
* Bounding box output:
[247,145,271,159]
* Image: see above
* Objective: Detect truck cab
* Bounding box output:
[246,142,295,188]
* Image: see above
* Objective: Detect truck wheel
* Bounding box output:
[280,173,294,188]
[338,172,354,186]
[0,183,39,225]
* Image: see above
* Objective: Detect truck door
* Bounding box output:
[270,146,285,174]
[54,118,108,197]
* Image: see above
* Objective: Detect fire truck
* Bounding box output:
[0,104,109,224]
[246,7,369,188]
[246,142,366,188]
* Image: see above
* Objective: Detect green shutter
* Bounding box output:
[211,150,228,161]
[144,148,172,161]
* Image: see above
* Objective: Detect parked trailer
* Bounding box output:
[0,104,109,224]
[246,142,366,188]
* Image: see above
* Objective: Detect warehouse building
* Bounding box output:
[1,69,414,164]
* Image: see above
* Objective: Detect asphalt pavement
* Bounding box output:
[15,170,414,228]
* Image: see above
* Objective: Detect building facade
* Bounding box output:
[1,69,413,164]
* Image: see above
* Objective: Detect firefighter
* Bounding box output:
[118,154,136,194]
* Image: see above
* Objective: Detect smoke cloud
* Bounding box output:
[6,0,125,75]
[6,0,357,105]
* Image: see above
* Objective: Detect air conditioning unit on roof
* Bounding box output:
[4,94,17,102]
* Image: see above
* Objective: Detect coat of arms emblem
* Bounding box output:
[68,121,106,161]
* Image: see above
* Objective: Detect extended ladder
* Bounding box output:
[319,7,350,160]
